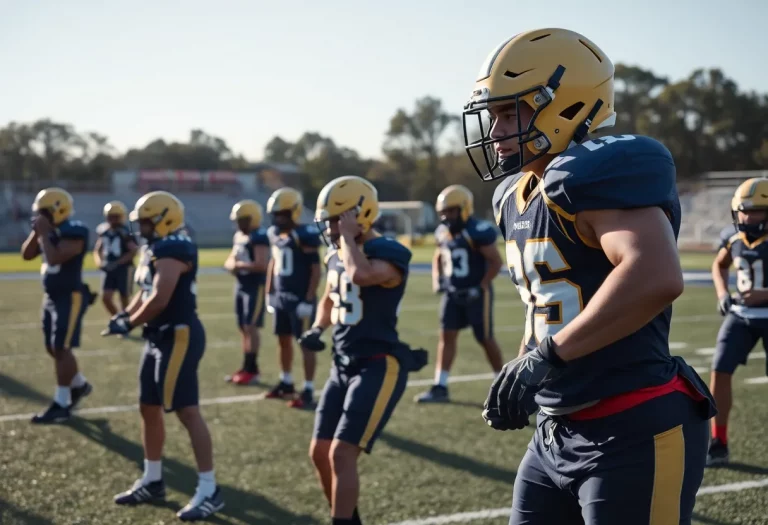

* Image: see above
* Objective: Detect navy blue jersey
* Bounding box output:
[493,134,681,411]
[40,219,89,296]
[96,223,135,266]
[232,228,269,290]
[326,236,412,357]
[268,224,321,300]
[436,216,498,289]
[139,232,199,328]
[719,225,768,314]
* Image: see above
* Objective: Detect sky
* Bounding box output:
[1,0,766,162]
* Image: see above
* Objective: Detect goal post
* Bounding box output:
[375,201,438,248]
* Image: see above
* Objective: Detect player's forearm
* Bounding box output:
[93,250,103,267]
[265,259,274,295]
[312,296,333,330]
[21,232,40,260]
[552,257,683,362]
[432,253,441,289]
[306,263,320,301]
[129,294,166,326]
[340,234,374,285]
[125,291,144,315]
[712,261,730,298]
[39,236,64,265]
[480,257,502,288]
[115,249,136,266]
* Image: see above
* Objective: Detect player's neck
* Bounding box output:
[527,154,555,179]
[358,229,378,244]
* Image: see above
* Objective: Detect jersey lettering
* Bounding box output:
[441,247,470,278]
[272,246,294,277]
[328,269,363,325]
[734,257,765,292]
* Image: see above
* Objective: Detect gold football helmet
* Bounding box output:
[315,176,379,243]
[129,191,185,238]
[436,185,474,222]
[463,28,616,180]
[32,187,74,225]
[103,201,127,223]
[732,178,768,235]
[266,188,303,224]
[230,199,263,230]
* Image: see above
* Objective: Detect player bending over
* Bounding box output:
[103,191,223,522]
[467,28,717,524]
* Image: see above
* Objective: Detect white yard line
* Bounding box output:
[386,478,768,525]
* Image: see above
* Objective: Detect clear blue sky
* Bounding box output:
[1,0,765,161]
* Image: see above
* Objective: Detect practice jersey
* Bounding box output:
[136,231,198,328]
[325,236,412,357]
[493,134,681,411]
[436,216,498,289]
[40,219,89,296]
[267,224,321,304]
[720,225,768,317]
[232,228,270,290]
[96,223,135,266]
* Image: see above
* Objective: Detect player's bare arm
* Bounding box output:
[712,247,732,301]
[339,211,402,287]
[92,237,104,267]
[124,289,144,316]
[478,243,502,289]
[264,258,274,296]
[21,230,40,260]
[129,258,188,327]
[304,246,321,301]
[312,280,334,330]
[115,237,138,266]
[432,247,442,292]
[551,206,684,362]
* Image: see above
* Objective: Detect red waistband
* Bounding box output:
[567,374,704,421]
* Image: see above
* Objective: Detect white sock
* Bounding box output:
[197,470,216,497]
[70,373,86,388]
[303,380,314,391]
[54,386,71,407]
[142,459,163,483]
[436,370,450,387]
[280,371,293,384]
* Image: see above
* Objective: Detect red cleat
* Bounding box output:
[232,370,260,385]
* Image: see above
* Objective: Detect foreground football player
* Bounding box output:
[465,29,716,524]
[303,176,424,525]
[224,200,269,385]
[103,191,223,521]
[21,188,94,423]
[93,200,138,316]
[708,178,768,466]
[416,184,504,403]
[264,187,322,408]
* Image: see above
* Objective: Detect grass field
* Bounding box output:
[2,272,766,525]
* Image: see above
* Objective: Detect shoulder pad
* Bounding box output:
[541,135,677,217]
[719,224,739,250]
[249,228,270,246]
[152,234,196,264]
[297,224,322,247]
[466,218,498,246]
[59,220,89,240]
[492,172,526,223]
[96,222,110,235]
[364,236,412,274]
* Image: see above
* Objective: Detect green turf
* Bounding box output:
[0,274,764,524]
[0,247,715,273]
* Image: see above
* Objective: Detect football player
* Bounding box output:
[466,29,716,524]
[104,191,223,521]
[707,178,768,466]
[21,188,94,424]
[303,176,420,525]
[224,200,269,385]
[264,187,322,408]
[93,201,138,316]
[416,184,504,403]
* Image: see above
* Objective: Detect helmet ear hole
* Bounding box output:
[559,102,585,120]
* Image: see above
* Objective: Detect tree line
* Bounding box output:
[1,65,765,215]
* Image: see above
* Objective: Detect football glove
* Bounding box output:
[298,326,326,352]
[718,294,733,316]
[101,316,132,337]
[482,336,566,431]
[296,301,314,319]
[100,261,119,272]
[266,294,275,314]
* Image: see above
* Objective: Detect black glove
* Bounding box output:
[449,286,482,304]
[101,316,132,336]
[482,336,566,431]
[299,326,326,352]
[718,294,733,316]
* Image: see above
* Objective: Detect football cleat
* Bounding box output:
[414,385,450,404]
[70,382,93,410]
[706,438,729,467]
[177,487,225,521]
[114,479,166,505]
[288,388,316,410]
[31,402,70,424]
[264,381,295,400]
[225,369,261,385]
